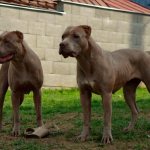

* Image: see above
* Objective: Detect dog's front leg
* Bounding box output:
[11,91,21,136]
[33,89,43,127]
[101,92,113,144]
[78,88,91,141]
[0,63,9,130]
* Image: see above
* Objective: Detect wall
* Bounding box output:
[0,2,150,88]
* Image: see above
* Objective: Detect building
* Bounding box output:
[0,0,150,88]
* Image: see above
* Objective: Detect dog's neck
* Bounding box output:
[76,37,104,75]
[11,41,26,66]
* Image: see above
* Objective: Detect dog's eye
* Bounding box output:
[4,40,12,47]
[73,34,80,39]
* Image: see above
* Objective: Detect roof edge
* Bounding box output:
[0,2,65,15]
[63,0,150,16]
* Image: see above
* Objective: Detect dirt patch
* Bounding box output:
[0,112,149,150]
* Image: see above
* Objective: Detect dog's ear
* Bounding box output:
[14,31,24,42]
[80,25,91,38]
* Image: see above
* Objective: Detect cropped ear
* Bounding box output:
[79,25,91,38]
[14,31,24,42]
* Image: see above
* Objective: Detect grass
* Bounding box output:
[0,88,150,150]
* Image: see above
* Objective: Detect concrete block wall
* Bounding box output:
[0,3,150,88]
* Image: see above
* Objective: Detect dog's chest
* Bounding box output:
[80,78,101,94]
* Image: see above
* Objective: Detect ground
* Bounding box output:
[0,88,150,150]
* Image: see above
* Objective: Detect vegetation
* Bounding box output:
[0,88,150,150]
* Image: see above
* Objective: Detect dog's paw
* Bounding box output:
[12,127,20,136]
[76,133,89,142]
[76,126,90,142]
[101,134,113,144]
[123,123,134,132]
[123,126,133,132]
[102,129,113,144]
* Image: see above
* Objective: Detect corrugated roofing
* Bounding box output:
[71,0,150,14]
[0,0,57,10]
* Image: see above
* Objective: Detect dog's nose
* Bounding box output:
[59,43,65,49]
[59,43,65,55]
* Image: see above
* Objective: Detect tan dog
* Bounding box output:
[59,25,150,144]
[0,31,43,136]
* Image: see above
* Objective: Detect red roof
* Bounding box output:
[71,0,150,14]
[0,0,57,10]
[0,0,150,14]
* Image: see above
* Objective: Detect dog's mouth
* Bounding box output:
[0,53,14,63]
[59,49,78,58]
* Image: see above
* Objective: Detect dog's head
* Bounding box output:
[59,25,91,58]
[0,31,24,63]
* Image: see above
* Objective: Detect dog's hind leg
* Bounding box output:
[0,63,9,130]
[123,78,141,132]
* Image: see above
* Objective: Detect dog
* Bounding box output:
[59,25,150,144]
[0,31,43,136]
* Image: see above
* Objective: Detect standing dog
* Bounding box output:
[0,31,43,136]
[59,25,150,144]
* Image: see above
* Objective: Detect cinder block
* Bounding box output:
[53,62,76,75]
[45,48,61,62]
[80,7,95,17]
[95,9,110,19]
[55,14,71,26]
[43,74,77,88]
[100,43,116,51]
[45,23,62,37]
[38,12,55,24]
[0,30,3,34]
[37,35,54,48]
[33,47,45,60]
[53,62,70,75]
[102,18,118,32]
[0,7,19,19]
[123,33,136,45]
[72,5,80,15]
[137,15,150,24]
[131,23,144,35]
[64,3,72,13]
[24,34,36,48]
[69,63,76,75]
[71,15,88,26]
[28,21,45,35]
[145,46,150,51]
[60,75,77,87]
[110,11,125,21]
[117,21,131,33]
[87,17,102,30]
[115,44,129,50]
[43,74,61,87]
[54,37,61,49]
[91,30,102,42]
[20,10,38,21]
[144,24,150,35]
[108,32,124,44]
[143,35,150,46]
[98,30,109,43]
[0,18,28,33]
[41,61,53,74]
[12,20,28,33]
[122,12,133,22]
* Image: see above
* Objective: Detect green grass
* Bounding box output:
[0,88,150,150]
